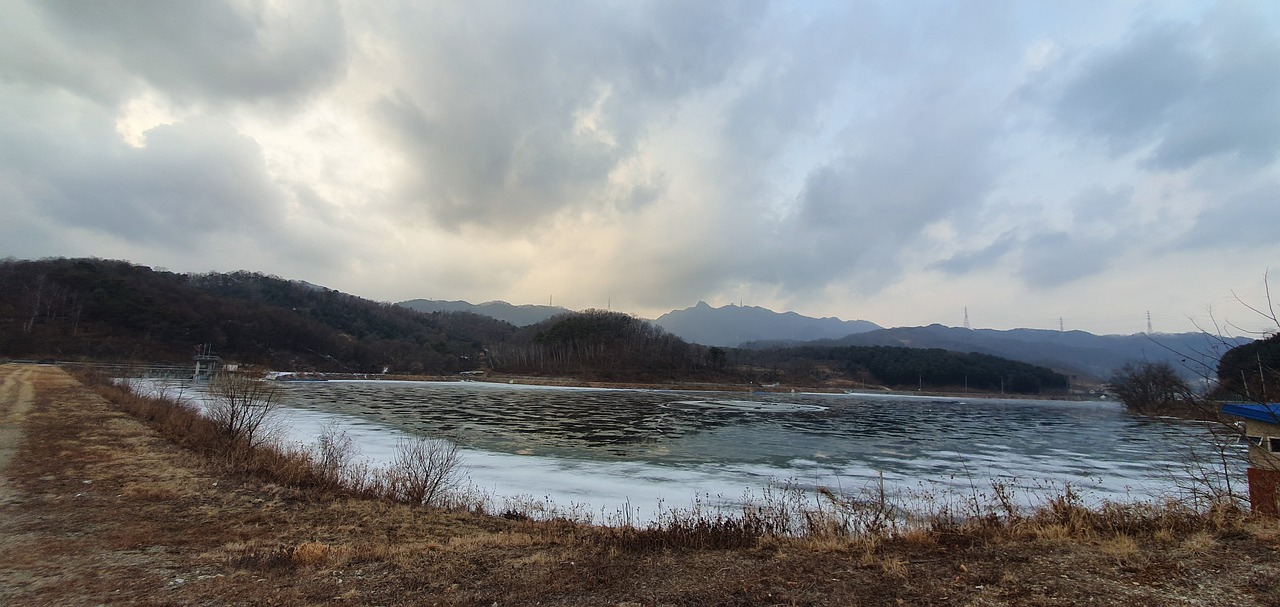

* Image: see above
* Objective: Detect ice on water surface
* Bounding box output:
[135,378,1240,523]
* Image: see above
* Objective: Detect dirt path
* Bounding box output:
[0,364,36,506]
[0,364,212,605]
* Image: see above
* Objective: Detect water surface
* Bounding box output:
[256,380,1235,515]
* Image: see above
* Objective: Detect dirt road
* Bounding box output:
[0,364,211,605]
[0,364,35,507]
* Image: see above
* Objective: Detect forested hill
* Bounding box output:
[1215,332,1280,400]
[487,309,730,381]
[399,298,568,327]
[0,258,1071,391]
[0,258,514,373]
[653,301,880,347]
[733,345,1069,394]
[769,324,1248,383]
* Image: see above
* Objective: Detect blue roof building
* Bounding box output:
[1221,403,1280,516]
[1221,403,1280,424]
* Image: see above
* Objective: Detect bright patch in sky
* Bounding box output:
[2,0,1278,335]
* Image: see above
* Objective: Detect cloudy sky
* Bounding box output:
[2,1,1278,335]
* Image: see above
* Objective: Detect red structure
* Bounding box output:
[1222,404,1280,517]
[1247,468,1280,516]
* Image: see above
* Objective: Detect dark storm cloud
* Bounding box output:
[369,0,767,231]
[0,0,357,273]
[936,187,1141,287]
[1005,186,1142,288]
[1177,175,1280,249]
[35,0,347,103]
[0,2,121,104]
[933,232,1019,275]
[715,3,876,176]
[759,91,998,292]
[690,1,1023,297]
[1,112,286,246]
[373,89,622,230]
[3,0,1276,330]
[1015,231,1122,288]
[1050,6,1280,169]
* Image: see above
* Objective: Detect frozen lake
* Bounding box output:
[165,379,1241,522]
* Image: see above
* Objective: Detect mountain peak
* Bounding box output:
[398,299,568,326]
[655,303,880,347]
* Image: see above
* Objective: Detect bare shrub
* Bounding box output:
[384,436,465,508]
[206,373,281,454]
[810,476,901,538]
[311,423,374,493]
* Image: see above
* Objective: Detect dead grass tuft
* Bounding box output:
[1246,518,1280,546]
[291,541,340,566]
[1180,530,1219,553]
[448,531,539,551]
[879,555,909,577]
[1097,533,1140,560]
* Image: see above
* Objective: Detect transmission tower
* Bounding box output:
[963,307,971,330]
[1146,311,1153,335]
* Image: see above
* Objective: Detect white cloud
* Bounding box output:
[1,0,1278,334]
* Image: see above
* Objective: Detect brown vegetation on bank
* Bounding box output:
[2,363,1280,606]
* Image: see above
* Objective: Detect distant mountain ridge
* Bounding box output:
[801,324,1249,383]
[398,299,569,327]
[7,258,1247,388]
[392,297,1244,383]
[653,301,881,347]
[397,298,882,346]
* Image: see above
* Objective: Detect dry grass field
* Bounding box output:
[1,363,1279,606]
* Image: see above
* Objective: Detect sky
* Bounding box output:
[2,1,1278,336]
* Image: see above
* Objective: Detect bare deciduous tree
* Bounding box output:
[206,373,281,452]
[312,423,360,488]
[1109,361,1193,413]
[385,436,464,508]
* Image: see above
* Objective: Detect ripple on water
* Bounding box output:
[663,400,828,413]
[162,379,1242,508]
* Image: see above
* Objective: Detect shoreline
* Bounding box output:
[3,362,1279,606]
[271,369,1099,402]
[8,358,1102,402]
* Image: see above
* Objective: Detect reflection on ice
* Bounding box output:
[664,400,828,413]
[138,378,1243,524]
